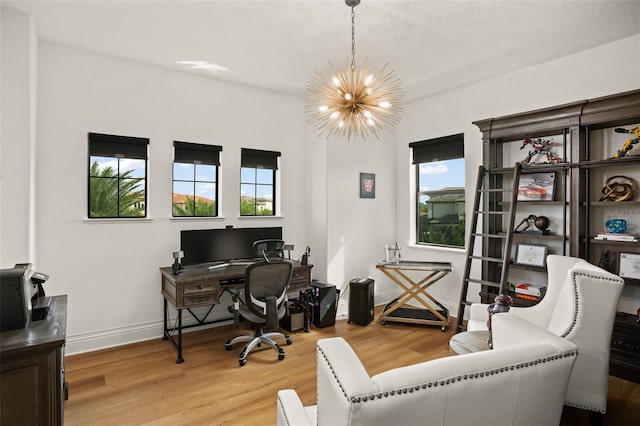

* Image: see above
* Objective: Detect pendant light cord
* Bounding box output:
[351,6,356,73]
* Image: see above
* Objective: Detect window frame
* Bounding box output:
[172,141,222,218]
[88,132,149,219]
[410,133,465,248]
[240,148,280,217]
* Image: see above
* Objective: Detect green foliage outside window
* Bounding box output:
[173,197,216,216]
[240,196,272,216]
[89,161,145,217]
[419,216,465,247]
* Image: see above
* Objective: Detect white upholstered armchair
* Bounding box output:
[467,255,624,416]
[277,314,577,426]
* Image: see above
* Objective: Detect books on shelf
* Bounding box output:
[515,283,546,298]
[594,233,638,242]
[515,293,541,302]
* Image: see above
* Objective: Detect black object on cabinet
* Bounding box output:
[311,280,337,328]
[348,278,374,326]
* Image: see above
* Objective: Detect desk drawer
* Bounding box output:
[184,281,217,294]
[183,293,218,307]
[290,268,311,293]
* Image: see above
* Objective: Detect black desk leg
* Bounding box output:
[176,308,184,364]
[162,298,169,341]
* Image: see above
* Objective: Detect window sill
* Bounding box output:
[409,243,466,254]
[237,216,284,220]
[83,217,154,223]
[170,216,225,222]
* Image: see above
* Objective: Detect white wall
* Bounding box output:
[33,41,309,353]
[394,34,640,317]
[3,7,639,353]
[0,7,37,266]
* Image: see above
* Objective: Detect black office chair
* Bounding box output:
[225,259,294,366]
[252,239,285,261]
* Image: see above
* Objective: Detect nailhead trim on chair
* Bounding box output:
[560,271,623,413]
[564,402,606,414]
[318,346,579,405]
[562,271,622,339]
[276,394,292,426]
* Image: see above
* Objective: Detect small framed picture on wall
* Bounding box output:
[360,173,375,199]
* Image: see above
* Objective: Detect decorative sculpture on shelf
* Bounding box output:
[599,175,638,202]
[519,138,563,164]
[612,126,640,158]
[514,214,550,234]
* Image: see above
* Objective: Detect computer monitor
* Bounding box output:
[180,227,283,266]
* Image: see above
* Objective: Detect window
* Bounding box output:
[410,133,465,247]
[172,141,222,217]
[240,148,280,216]
[88,132,148,218]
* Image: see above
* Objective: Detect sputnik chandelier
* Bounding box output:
[305,0,404,141]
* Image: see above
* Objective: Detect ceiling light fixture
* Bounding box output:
[305,0,403,141]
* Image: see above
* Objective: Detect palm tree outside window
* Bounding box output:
[88,133,148,218]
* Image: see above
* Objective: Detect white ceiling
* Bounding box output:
[4,0,640,101]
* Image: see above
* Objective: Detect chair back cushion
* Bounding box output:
[244,260,293,323]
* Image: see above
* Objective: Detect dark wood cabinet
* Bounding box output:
[610,312,640,383]
[1,295,67,425]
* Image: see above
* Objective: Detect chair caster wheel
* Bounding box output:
[286,338,293,345]
[225,343,232,351]
[239,359,247,366]
[278,353,285,361]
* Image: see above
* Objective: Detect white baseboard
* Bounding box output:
[66,293,460,355]
[65,309,235,355]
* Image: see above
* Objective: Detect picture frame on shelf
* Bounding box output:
[618,252,640,280]
[514,243,548,268]
[517,172,556,201]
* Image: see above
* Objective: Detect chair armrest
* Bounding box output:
[467,302,490,330]
[316,338,376,425]
[277,389,313,426]
[491,313,576,353]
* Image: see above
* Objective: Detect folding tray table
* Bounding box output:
[376,260,452,331]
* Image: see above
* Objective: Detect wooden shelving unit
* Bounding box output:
[467,89,640,382]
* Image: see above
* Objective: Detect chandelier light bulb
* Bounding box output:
[304,0,403,141]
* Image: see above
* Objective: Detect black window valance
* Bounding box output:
[409,133,464,164]
[174,141,222,165]
[88,132,149,159]
[241,148,281,170]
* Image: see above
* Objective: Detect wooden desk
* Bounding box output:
[1,295,67,425]
[160,261,312,363]
[376,261,452,331]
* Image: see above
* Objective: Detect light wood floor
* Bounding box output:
[64,312,639,425]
